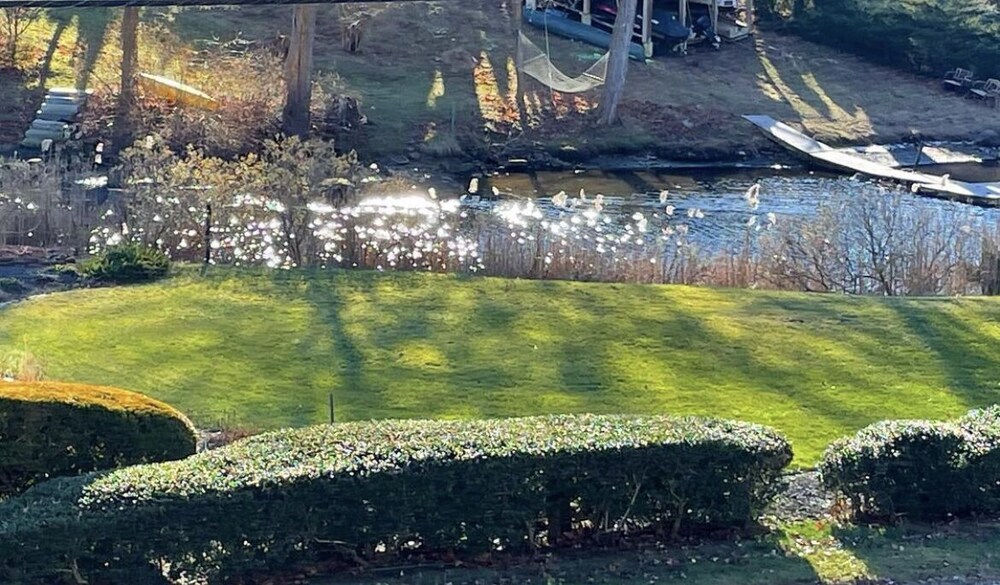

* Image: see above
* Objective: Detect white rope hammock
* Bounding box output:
[517,30,609,93]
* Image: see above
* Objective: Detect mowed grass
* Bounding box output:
[1,268,999,464]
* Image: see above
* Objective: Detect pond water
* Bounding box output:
[83,161,1000,287]
[467,165,1000,249]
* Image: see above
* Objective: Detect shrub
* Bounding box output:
[961,406,1000,512]
[820,407,1000,520]
[819,420,972,519]
[0,348,43,381]
[764,0,1000,80]
[81,243,170,283]
[0,414,791,583]
[0,381,197,496]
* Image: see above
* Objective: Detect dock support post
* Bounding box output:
[642,0,653,58]
[710,0,719,38]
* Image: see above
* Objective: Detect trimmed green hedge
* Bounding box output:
[0,414,791,583]
[764,0,1000,80]
[820,406,1000,519]
[0,382,197,496]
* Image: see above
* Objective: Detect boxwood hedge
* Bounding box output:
[0,381,197,496]
[0,414,791,584]
[820,406,1000,519]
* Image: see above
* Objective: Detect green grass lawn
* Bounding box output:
[2,268,999,464]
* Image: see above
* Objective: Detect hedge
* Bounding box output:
[820,406,1000,519]
[0,381,197,496]
[0,414,792,584]
[763,0,1000,81]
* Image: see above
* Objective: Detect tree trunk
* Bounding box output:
[597,0,637,125]
[511,0,527,128]
[282,4,317,138]
[114,6,139,153]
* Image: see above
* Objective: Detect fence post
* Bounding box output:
[204,203,212,265]
[329,392,336,424]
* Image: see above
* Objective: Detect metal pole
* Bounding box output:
[329,392,335,423]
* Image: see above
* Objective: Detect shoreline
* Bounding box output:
[392,136,999,178]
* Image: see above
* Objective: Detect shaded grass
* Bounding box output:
[311,519,1000,585]
[1,268,999,464]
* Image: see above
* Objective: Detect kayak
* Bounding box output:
[138,73,219,111]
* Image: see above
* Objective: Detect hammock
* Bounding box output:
[517,31,609,93]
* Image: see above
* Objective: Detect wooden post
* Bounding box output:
[642,0,653,58]
[746,0,755,32]
[582,0,592,25]
[203,203,212,265]
[282,4,317,138]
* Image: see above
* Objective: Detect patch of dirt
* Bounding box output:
[0,246,82,303]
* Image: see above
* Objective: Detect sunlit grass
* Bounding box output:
[1,268,999,465]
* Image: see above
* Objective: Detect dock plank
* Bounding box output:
[743,115,1000,204]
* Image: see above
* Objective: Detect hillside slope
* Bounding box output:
[1,269,998,463]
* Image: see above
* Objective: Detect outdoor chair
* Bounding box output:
[969,78,1000,109]
[943,68,975,92]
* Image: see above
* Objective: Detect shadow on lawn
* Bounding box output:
[833,521,1000,582]
[313,534,821,585]
[888,299,1000,407]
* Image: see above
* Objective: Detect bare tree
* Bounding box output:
[282,4,317,138]
[597,0,638,125]
[113,6,140,153]
[0,7,43,68]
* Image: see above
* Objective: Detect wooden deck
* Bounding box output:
[744,115,1000,205]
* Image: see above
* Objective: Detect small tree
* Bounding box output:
[1,7,43,68]
[597,0,638,125]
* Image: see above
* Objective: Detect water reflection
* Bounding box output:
[89,168,1000,286]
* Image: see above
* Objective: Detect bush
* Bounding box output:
[0,381,197,496]
[764,0,1000,80]
[0,414,791,583]
[81,243,170,283]
[961,406,1000,512]
[820,407,1000,520]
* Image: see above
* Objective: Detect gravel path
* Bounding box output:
[767,469,837,521]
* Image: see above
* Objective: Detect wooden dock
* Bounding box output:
[744,115,1000,205]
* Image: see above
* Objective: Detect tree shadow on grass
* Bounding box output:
[43,8,113,92]
[833,521,1000,582]
[315,532,821,585]
[888,299,1000,408]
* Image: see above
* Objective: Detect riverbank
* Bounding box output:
[4,3,1000,169]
